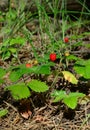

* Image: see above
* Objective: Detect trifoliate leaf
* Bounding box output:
[5,83,31,100]
[51,90,85,109]
[62,71,78,84]
[28,80,49,92]
[9,64,51,82]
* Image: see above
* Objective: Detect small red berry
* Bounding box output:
[64,37,69,43]
[50,53,56,62]
[26,63,32,68]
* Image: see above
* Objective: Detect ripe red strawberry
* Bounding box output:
[64,37,69,43]
[50,53,56,62]
[26,63,32,68]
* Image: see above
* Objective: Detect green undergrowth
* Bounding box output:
[0,0,90,119]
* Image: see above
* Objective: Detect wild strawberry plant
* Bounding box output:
[0,36,27,60]
[1,56,88,110]
[1,33,89,110]
[51,90,85,109]
[5,80,49,100]
[1,61,53,101]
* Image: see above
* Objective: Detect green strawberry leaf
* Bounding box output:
[74,65,90,79]
[28,80,49,92]
[51,90,66,102]
[36,65,51,74]
[51,90,85,109]
[66,55,78,61]
[9,64,51,82]
[5,83,31,100]
[63,92,85,109]
[9,70,22,82]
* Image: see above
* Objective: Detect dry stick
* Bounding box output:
[71,50,90,54]
[3,101,17,112]
[52,116,58,130]
[30,98,36,109]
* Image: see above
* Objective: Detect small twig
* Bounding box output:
[3,101,17,112]
[71,50,90,54]
[30,98,36,109]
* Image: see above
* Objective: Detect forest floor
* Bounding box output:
[0,19,90,130]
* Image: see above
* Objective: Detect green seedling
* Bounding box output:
[0,36,26,60]
[51,90,85,109]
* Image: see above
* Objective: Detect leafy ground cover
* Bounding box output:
[0,0,90,130]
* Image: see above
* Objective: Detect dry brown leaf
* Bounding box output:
[20,110,32,119]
